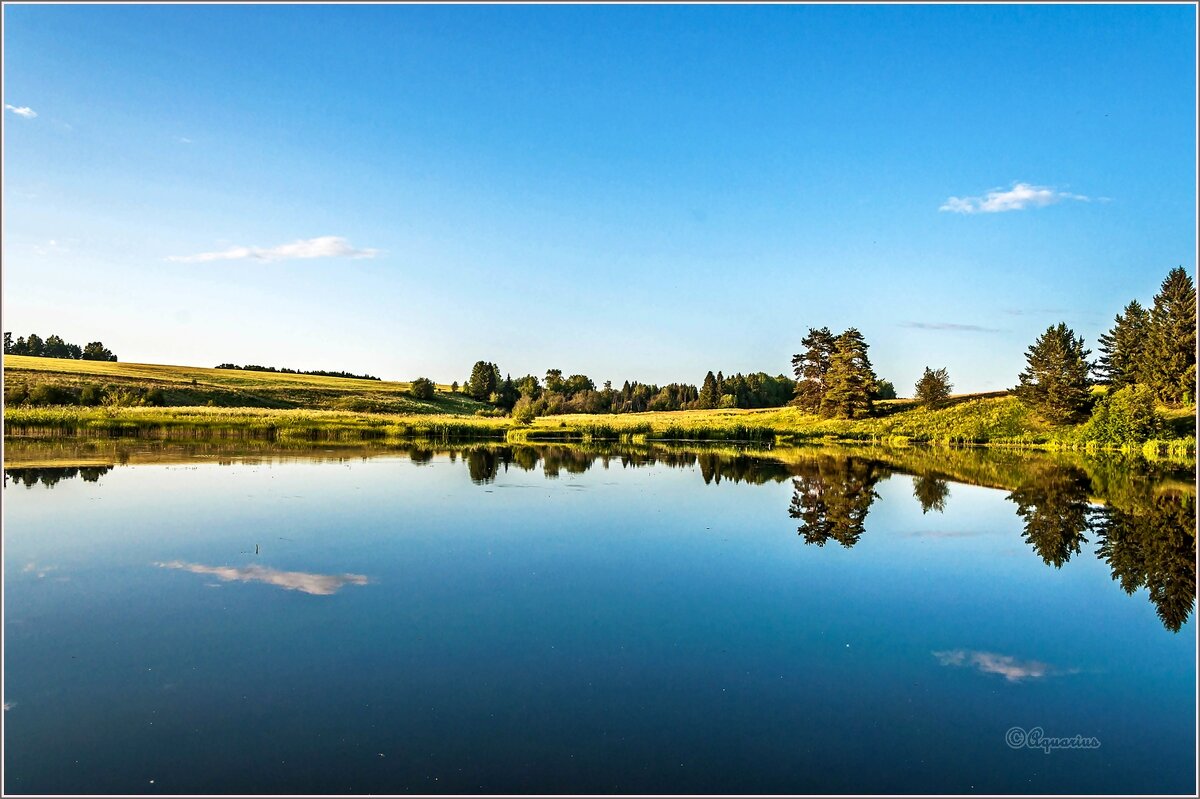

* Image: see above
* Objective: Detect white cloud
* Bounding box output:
[178,136,192,144]
[167,235,379,264]
[939,182,1089,214]
[5,104,37,119]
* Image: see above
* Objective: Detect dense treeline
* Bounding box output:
[1013,267,1196,443]
[4,332,117,362]
[458,360,797,420]
[215,363,381,381]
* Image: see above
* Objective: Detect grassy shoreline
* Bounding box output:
[4,400,1195,460]
[4,355,1194,458]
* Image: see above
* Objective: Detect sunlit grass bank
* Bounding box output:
[5,399,1194,459]
[2,355,486,415]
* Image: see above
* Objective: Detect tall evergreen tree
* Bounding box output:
[467,360,497,401]
[1146,267,1197,405]
[697,371,719,409]
[1095,300,1151,389]
[25,333,44,357]
[1014,323,1093,424]
[3,332,12,354]
[790,327,835,412]
[822,328,876,419]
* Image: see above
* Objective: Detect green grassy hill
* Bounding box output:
[2,355,488,415]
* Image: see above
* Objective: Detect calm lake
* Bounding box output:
[3,439,1196,794]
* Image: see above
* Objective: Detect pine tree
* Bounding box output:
[914,367,952,407]
[1014,323,1093,423]
[697,371,719,409]
[822,328,876,419]
[1146,267,1197,405]
[467,360,497,401]
[790,327,835,412]
[1096,300,1150,389]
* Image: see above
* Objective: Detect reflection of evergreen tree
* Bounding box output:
[1006,466,1094,568]
[912,475,950,514]
[464,448,499,484]
[511,446,540,472]
[789,457,887,548]
[1095,493,1196,632]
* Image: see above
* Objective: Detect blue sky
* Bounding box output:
[2,4,1195,392]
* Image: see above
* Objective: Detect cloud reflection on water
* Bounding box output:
[932,649,1060,682]
[156,561,369,595]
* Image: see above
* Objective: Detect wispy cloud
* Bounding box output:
[939,182,1089,214]
[33,239,68,256]
[5,104,37,119]
[932,649,1072,682]
[1002,307,1068,317]
[156,560,369,595]
[167,236,379,264]
[900,321,1000,333]
[178,136,193,144]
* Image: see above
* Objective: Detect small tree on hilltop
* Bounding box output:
[915,367,952,407]
[82,341,117,362]
[1014,323,1093,424]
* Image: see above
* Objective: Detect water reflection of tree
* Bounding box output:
[1095,493,1197,632]
[697,453,792,486]
[4,466,113,488]
[407,447,434,465]
[788,457,888,548]
[1006,466,1094,568]
[464,447,501,484]
[912,475,950,514]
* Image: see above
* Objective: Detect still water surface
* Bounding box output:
[3,441,1196,794]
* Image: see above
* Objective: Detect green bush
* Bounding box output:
[1077,384,1162,446]
[79,384,104,405]
[512,396,537,424]
[410,377,436,401]
[4,384,29,405]
[28,384,72,405]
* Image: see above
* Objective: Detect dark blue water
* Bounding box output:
[3,444,1195,794]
